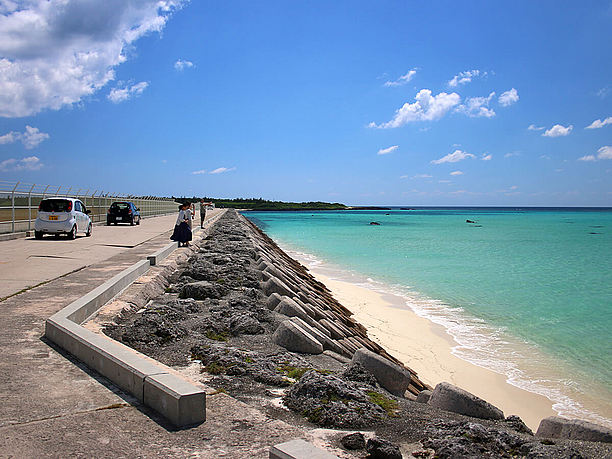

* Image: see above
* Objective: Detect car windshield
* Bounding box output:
[111,202,129,209]
[40,199,71,212]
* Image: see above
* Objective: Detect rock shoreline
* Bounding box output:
[102,209,612,458]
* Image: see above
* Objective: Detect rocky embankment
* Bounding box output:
[104,210,612,458]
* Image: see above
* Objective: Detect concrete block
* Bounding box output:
[266,292,284,310]
[352,348,412,397]
[322,350,351,364]
[144,373,206,427]
[263,276,295,298]
[428,382,505,420]
[289,317,344,356]
[331,319,353,338]
[416,390,432,404]
[536,416,612,443]
[269,439,339,459]
[147,242,178,266]
[273,320,323,354]
[319,319,346,340]
[275,297,310,321]
[339,338,359,355]
[292,297,316,318]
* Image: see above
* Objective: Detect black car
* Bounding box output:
[106,201,141,226]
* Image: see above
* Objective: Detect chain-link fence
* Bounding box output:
[0,181,180,234]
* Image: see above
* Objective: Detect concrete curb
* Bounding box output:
[43,210,226,427]
[0,231,28,241]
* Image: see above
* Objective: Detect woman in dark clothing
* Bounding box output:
[170,203,192,247]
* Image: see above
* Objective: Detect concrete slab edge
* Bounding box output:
[41,211,228,427]
[269,439,340,459]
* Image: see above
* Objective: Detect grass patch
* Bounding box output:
[276,365,311,379]
[206,330,229,341]
[209,388,228,395]
[243,356,254,363]
[204,362,226,375]
[368,391,399,417]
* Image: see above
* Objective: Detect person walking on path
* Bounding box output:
[199,199,212,228]
[170,203,192,247]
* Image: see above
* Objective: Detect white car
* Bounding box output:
[34,197,92,239]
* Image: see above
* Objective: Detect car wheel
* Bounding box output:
[86,223,92,237]
[68,225,76,240]
[114,222,117,225]
[34,231,43,240]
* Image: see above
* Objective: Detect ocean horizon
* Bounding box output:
[244,207,612,428]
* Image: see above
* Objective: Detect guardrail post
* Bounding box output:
[11,182,19,233]
[28,183,35,231]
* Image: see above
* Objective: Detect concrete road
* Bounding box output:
[0,208,305,458]
[0,211,221,299]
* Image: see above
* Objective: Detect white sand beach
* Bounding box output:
[302,264,556,432]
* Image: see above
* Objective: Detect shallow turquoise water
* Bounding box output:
[245,208,612,424]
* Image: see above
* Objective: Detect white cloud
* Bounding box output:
[580,146,612,162]
[528,124,545,131]
[505,151,521,158]
[108,81,148,103]
[599,146,612,160]
[431,149,475,164]
[448,70,483,87]
[210,167,236,174]
[384,69,417,87]
[456,92,496,118]
[0,131,17,145]
[481,153,492,161]
[585,117,612,129]
[438,179,451,183]
[498,88,519,107]
[377,145,398,155]
[0,155,43,172]
[543,124,573,137]
[174,59,194,71]
[0,1,185,118]
[597,87,610,99]
[369,89,461,128]
[191,169,207,175]
[0,125,49,149]
[411,174,432,179]
[450,170,463,176]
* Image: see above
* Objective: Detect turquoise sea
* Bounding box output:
[245,208,612,427]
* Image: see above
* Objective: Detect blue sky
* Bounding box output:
[0,0,611,205]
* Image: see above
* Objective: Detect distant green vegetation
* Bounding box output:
[178,197,348,211]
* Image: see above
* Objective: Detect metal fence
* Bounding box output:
[0,181,180,234]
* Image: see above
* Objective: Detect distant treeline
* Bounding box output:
[174,197,348,211]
